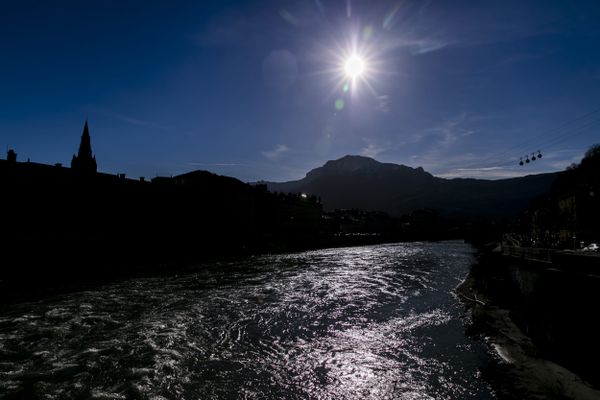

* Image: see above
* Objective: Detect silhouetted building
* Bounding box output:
[7,149,17,163]
[71,120,97,175]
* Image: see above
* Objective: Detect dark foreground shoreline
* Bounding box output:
[456,246,600,399]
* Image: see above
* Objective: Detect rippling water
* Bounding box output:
[0,241,497,399]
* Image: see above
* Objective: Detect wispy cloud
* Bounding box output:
[381,1,564,59]
[539,149,587,170]
[262,144,289,160]
[454,166,504,172]
[410,40,449,55]
[386,36,453,56]
[187,162,248,167]
[415,112,474,148]
[360,143,389,158]
[410,151,480,170]
[433,148,588,179]
[437,167,533,179]
[86,107,171,131]
[375,95,390,113]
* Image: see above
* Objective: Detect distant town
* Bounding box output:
[3,123,598,273]
[2,122,475,294]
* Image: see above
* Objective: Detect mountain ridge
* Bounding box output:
[260,155,559,217]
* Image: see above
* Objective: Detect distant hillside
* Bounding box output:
[262,155,559,217]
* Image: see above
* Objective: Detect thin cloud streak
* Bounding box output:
[455,166,504,172]
[114,115,171,131]
[437,167,538,179]
[262,144,290,161]
[361,143,389,158]
[433,148,588,179]
[187,162,249,167]
[87,107,172,131]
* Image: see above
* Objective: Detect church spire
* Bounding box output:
[71,120,97,175]
[78,120,93,159]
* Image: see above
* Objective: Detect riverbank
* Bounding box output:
[456,247,600,399]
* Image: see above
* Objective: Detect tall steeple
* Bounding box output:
[71,120,97,175]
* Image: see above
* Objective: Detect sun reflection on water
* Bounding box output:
[0,241,495,399]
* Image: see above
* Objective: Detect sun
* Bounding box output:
[344,54,365,79]
[319,26,385,99]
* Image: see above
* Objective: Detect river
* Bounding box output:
[0,241,498,399]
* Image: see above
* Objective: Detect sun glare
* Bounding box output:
[344,54,365,78]
[321,26,384,102]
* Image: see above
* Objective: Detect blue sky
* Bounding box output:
[1,0,600,181]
